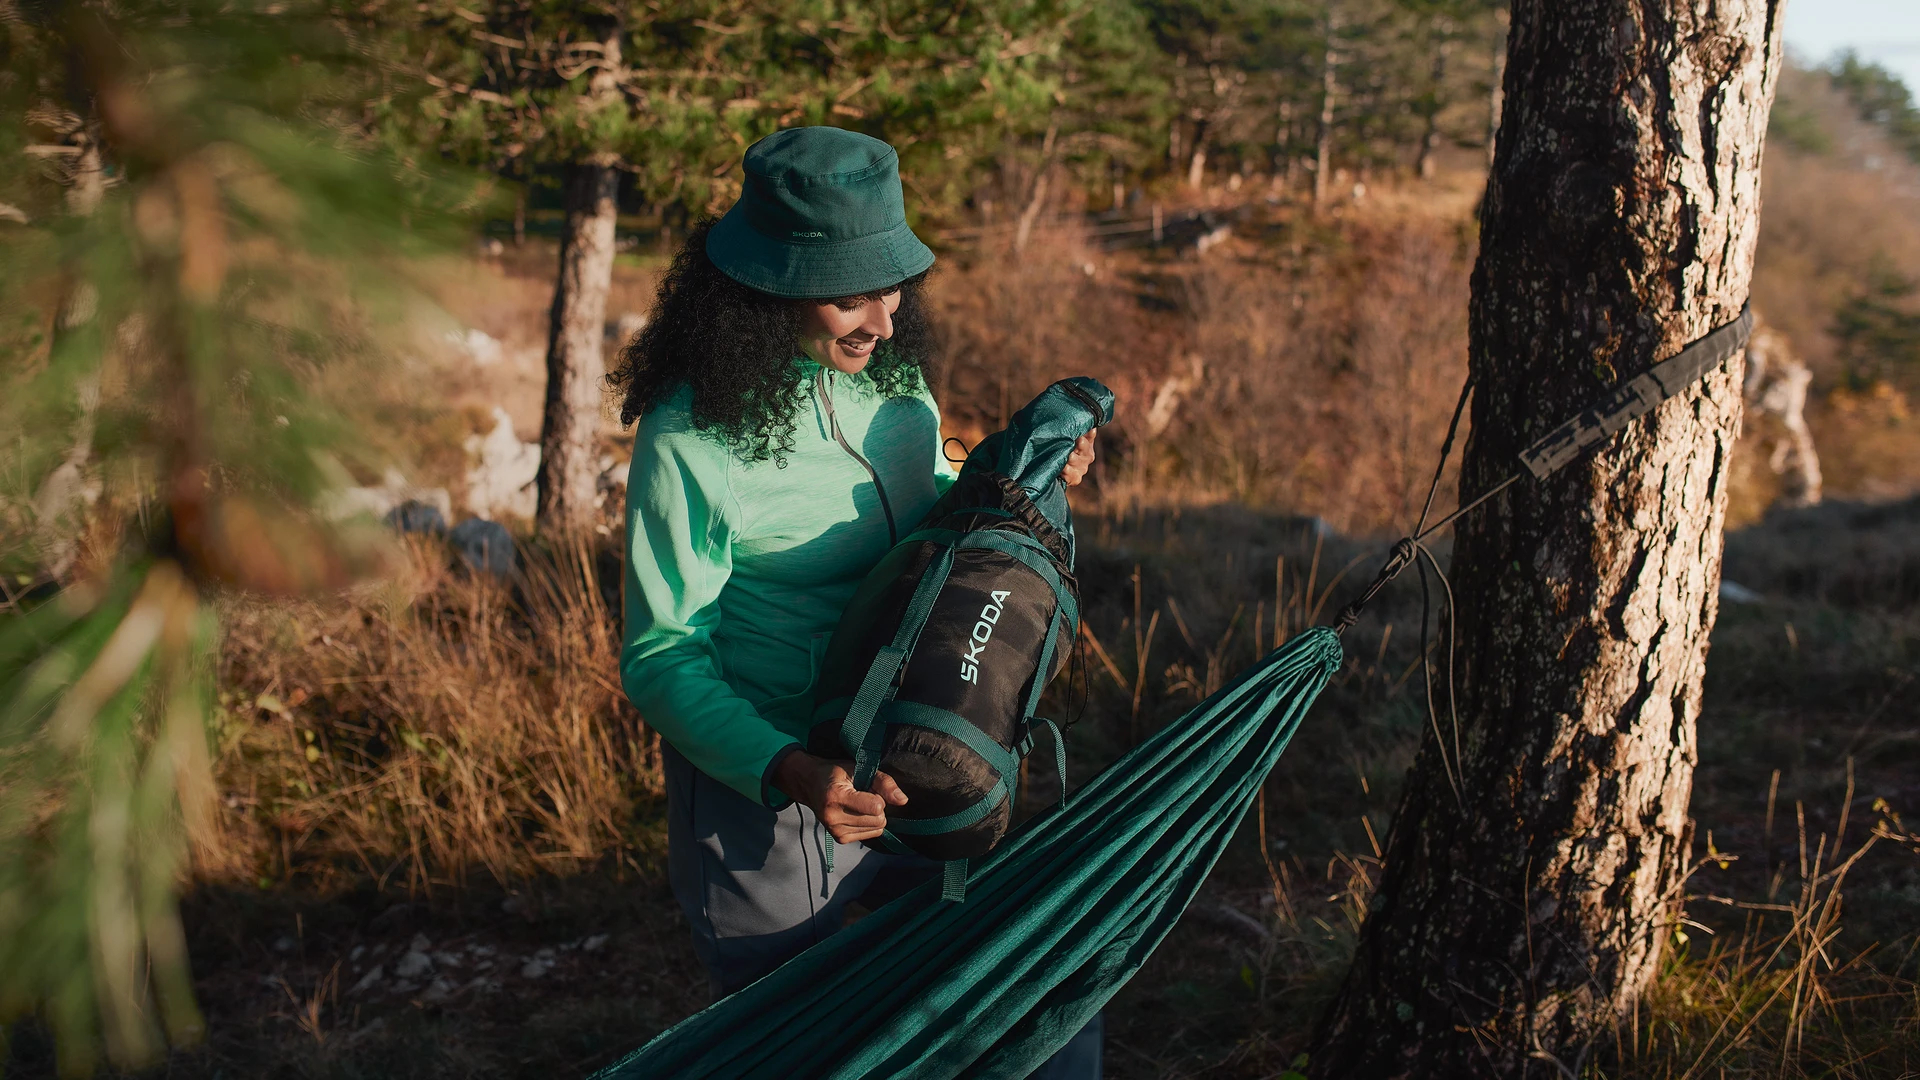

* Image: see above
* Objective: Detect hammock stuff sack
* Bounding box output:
[594,626,1343,1080]
[807,377,1115,890]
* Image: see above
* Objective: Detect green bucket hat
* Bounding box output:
[707,127,936,300]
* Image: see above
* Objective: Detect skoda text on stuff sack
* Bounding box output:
[959,589,1014,686]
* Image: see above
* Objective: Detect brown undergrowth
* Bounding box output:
[208,534,661,897]
[932,211,1474,533]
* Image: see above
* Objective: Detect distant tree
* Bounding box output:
[2,0,449,1069]
[1833,263,1920,389]
[1829,51,1920,164]
[1311,0,1782,1075]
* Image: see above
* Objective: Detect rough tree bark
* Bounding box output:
[534,159,619,533]
[1311,2,1782,1076]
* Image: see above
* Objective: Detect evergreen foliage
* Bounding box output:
[367,0,1099,217]
[1829,50,1920,165]
[1,1,457,1070]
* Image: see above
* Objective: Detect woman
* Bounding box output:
[612,127,1100,1074]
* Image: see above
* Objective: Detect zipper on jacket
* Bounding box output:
[816,369,898,545]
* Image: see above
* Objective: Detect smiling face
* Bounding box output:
[797,285,903,374]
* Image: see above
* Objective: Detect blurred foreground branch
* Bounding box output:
[1,0,458,1071]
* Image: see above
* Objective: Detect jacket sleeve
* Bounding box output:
[620,420,801,808]
[926,382,960,497]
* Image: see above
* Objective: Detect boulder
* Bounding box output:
[385,499,448,536]
[450,517,516,576]
[463,407,540,521]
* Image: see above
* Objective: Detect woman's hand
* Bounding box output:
[1061,429,1098,487]
[772,750,909,844]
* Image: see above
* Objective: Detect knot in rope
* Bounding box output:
[1332,536,1417,635]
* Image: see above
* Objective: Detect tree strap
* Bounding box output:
[1332,302,1754,634]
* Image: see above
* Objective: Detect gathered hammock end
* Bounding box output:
[594,628,1344,1079]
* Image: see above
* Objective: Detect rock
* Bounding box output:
[581,934,609,953]
[1192,222,1233,256]
[450,517,516,575]
[422,976,459,1003]
[447,322,503,365]
[394,937,433,978]
[597,455,631,509]
[385,499,448,536]
[393,951,432,979]
[520,948,557,979]
[1719,580,1763,605]
[463,407,540,521]
[350,965,384,994]
[272,935,296,953]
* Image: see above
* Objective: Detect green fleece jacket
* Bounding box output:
[620,362,954,806]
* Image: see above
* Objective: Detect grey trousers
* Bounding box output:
[664,744,1102,1077]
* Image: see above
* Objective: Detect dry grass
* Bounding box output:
[933,210,1473,534]
[1621,795,1919,1078]
[208,535,659,896]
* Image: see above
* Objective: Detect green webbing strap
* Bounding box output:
[953,530,1066,598]
[1040,716,1067,809]
[842,546,957,790]
[824,833,834,873]
[842,646,908,791]
[884,776,1010,835]
[1020,603,1067,724]
[941,859,967,902]
[887,701,1022,782]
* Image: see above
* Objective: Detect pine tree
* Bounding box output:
[1310,0,1783,1074]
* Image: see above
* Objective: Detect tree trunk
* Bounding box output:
[1311,2,1782,1076]
[1416,33,1451,181]
[535,161,618,533]
[1313,8,1339,210]
[1186,120,1209,190]
[1014,122,1058,254]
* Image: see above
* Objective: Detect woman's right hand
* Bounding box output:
[772,750,909,843]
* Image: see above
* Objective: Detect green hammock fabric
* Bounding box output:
[596,627,1344,1080]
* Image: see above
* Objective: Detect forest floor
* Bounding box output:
[4,499,1916,1079]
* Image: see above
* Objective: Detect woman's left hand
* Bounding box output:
[1061,430,1097,487]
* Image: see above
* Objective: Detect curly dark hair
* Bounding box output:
[608,219,939,464]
